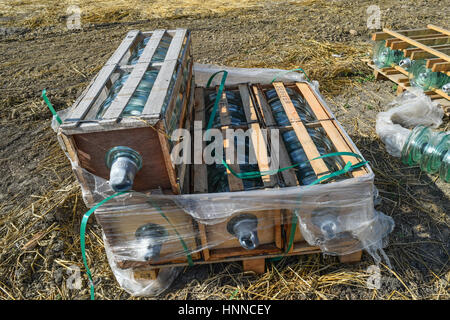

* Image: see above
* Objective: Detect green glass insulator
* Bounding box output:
[439,150,450,183]
[401,125,434,166]
[373,40,405,68]
[409,59,450,91]
[420,132,449,174]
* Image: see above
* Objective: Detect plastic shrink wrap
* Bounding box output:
[52,64,394,296]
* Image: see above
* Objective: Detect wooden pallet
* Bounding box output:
[57,29,194,197]
[104,82,370,280]
[369,24,450,115]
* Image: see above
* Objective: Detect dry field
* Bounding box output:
[0,0,449,300]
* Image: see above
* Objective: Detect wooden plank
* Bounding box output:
[383,28,450,61]
[390,35,450,50]
[157,121,180,194]
[101,30,166,122]
[295,83,367,177]
[105,30,141,66]
[242,258,265,274]
[219,89,245,192]
[272,82,329,177]
[386,33,450,47]
[404,44,450,58]
[427,24,450,36]
[251,85,298,187]
[141,29,188,117]
[426,58,446,69]
[371,28,436,41]
[431,62,450,73]
[239,84,276,187]
[339,250,362,264]
[62,64,117,127]
[411,46,450,60]
[433,88,450,100]
[193,88,208,194]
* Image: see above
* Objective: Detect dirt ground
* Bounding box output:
[0,0,449,300]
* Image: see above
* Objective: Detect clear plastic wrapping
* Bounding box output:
[375,88,444,157]
[53,64,394,296]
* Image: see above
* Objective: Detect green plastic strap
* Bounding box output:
[146,199,194,267]
[41,89,62,125]
[205,70,228,134]
[222,151,366,180]
[271,67,311,84]
[80,191,128,300]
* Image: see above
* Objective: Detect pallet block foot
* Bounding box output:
[339,251,362,264]
[133,269,160,280]
[373,70,387,80]
[242,258,265,274]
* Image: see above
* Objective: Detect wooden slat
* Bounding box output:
[101,30,166,123]
[426,58,446,69]
[390,35,450,50]
[431,62,450,73]
[141,29,188,117]
[411,46,450,60]
[433,88,450,100]
[371,28,436,41]
[239,84,276,187]
[157,121,180,194]
[272,82,329,177]
[404,44,450,58]
[251,85,298,187]
[386,33,450,47]
[427,24,450,36]
[105,30,141,65]
[218,89,244,192]
[295,83,367,177]
[193,88,208,193]
[62,64,117,127]
[383,28,450,61]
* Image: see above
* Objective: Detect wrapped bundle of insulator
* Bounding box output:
[408,59,450,91]
[372,40,405,68]
[265,88,346,185]
[401,125,449,182]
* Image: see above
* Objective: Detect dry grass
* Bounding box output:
[0,0,266,28]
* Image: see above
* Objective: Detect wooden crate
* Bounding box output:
[368,24,450,115]
[57,29,194,197]
[193,85,284,262]
[102,81,370,280]
[252,82,369,262]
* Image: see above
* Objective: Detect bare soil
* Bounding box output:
[0,0,449,300]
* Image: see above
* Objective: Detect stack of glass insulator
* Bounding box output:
[408,59,450,91]
[128,35,172,65]
[401,125,449,182]
[265,88,346,185]
[95,35,177,119]
[121,70,159,117]
[96,72,130,119]
[372,40,405,68]
[204,91,263,193]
